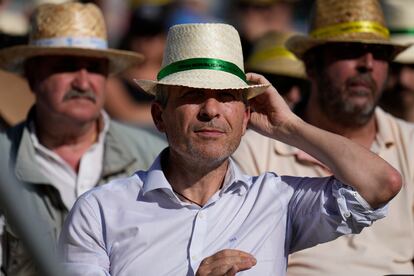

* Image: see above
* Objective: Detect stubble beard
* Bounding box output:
[316,75,379,128]
[186,137,241,169]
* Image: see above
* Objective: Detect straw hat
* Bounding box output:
[0,2,144,74]
[381,0,414,63]
[287,0,407,60]
[134,23,269,99]
[246,31,306,79]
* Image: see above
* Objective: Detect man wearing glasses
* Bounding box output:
[233,0,414,275]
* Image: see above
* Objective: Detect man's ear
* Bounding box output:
[151,101,166,133]
[242,105,251,136]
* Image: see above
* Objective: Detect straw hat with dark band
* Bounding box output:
[134,23,269,99]
[246,31,306,79]
[0,2,144,74]
[286,0,408,60]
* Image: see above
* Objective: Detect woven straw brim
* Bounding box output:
[247,58,306,79]
[287,34,408,60]
[0,45,144,75]
[134,70,269,100]
[389,36,414,64]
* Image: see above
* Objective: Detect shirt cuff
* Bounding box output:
[332,180,389,234]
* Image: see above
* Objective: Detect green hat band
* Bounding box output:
[157,58,248,84]
[390,28,414,35]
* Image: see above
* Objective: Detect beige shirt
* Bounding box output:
[232,108,414,276]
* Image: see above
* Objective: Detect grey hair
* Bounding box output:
[154,85,170,108]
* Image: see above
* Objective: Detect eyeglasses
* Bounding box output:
[321,42,394,62]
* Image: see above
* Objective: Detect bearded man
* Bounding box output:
[233,0,414,275]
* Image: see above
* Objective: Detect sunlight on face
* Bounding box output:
[153,86,250,166]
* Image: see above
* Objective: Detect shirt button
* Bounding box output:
[191,255,197,260]
[344,212,351,218]
[199,212,204,219]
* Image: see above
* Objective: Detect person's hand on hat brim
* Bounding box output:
[247,72,300,141]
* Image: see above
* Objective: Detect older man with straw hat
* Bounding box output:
[234,0,414,275]
[58,22,401,276]
[379,0,414,122]
[0,2,167,275]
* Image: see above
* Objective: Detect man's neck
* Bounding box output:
[34,111,101,172]
[163,149,229,207]
[304,102,377,149]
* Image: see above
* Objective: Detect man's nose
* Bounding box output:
[357,52,374,72]
[199,97,221,120]
[72,68,90,91]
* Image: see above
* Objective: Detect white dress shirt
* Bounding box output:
[59,152,387,276]
[29,112,110,209]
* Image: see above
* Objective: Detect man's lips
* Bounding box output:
[346,75,376,96]
[194,128,226,137]
[348,81,373,96]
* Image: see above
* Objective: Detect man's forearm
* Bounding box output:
[275,119,402,208]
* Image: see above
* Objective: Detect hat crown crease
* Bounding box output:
[30,3,107,42]
[162,24,245,71]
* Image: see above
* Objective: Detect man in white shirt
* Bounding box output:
[59,23,401,276]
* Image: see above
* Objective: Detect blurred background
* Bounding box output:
[0,0,314,131]
[0,0,408,130]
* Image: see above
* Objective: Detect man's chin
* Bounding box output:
[63,111,100,125]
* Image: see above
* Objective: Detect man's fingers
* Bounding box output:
[224,265,238,276]
[246,72,271,85]
[209,257,255,275]
[208,249,255,261]
[196,249,256,276]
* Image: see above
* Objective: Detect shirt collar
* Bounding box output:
[142,150,252,197]
[273,140,297,156]
[373,107,395,149]
[14,109,112,184]
[142,149,171,195]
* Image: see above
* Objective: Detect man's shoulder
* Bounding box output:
[238,130,280,150]
[107,120,167,149]
[376,108,414,139]
[236,130,291,157]
[80,173,145,206]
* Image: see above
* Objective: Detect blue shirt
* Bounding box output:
[59,154,387,276]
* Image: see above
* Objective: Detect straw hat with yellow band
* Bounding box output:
[381,0,414,64]
[134,23,269,100]
[0,2,144,75]
[286,0,408,60]
[246,31,306,79]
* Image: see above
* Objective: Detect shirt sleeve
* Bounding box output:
[283,175,388,253]
[58,196,110,276]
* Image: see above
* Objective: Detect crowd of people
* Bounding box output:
[0,0,413,275]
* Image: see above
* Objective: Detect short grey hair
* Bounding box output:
[154,85,170,108]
